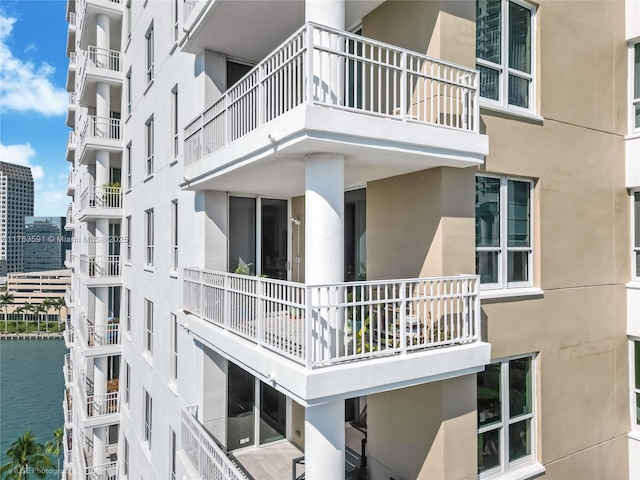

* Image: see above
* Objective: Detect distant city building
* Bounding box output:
[23,217,71,272]
[4,269,70,320]
[0,161,34,275]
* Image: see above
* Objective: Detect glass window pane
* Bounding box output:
[477,251,499,284]
[478,65,500,101]
[229,197,256,275]
[508,75,530,108]
[478,363,502,427]
[476,177,501,247]
[259,382,286,445]
[261,199,288,280]
[509,2,531,74]
[476,0,502,63]
[508,180,530,247]
[637,392,640,426]
[635,102,640,130]
[509,357,532,417]
[635,342,640,390]
[635,251,640,278]
[227,363,255,450]
[478,429,501,473]
[508,251,529,283]
[634,44,640,100]
[634,193,640,248]
[509,419,531,462]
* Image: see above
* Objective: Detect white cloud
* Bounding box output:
[0,13,67,116]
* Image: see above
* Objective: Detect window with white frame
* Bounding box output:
[126,142,132,189]
[145,116,154,175]
[476,0,536,111]
[144,298,153,355]
[145,23,154,83]
[125,0,132,41]
[125,216,131,262]
[170,313,178,381]
[170,428,177,480]
[634,43,640,130]
[145,209,154,266]
[171,85,179,158]
[124,361,131,405]
[478,355,536,475]
[633,341,640,427]
[123,436,129,476]
[124,287,131,333]
[126,69,132,115]
[144,389,153,447]
[635,192,640,279]
[173,0,179,43]
[171,200,178,270]
[476,175,533,288]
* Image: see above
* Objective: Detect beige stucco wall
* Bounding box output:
[367,375,477,480]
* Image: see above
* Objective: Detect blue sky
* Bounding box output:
[1,0,70,216]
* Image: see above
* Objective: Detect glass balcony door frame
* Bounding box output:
[228,195,291,281]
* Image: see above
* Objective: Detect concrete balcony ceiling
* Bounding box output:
[182,0,384,61]
[182,24,488,196]
[78,0,123,50]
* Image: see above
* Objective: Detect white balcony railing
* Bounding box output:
[86,461,118,480]
[87,322,121,348]
[184,268,480,369]
[85,45,121,73]
[182,406,248,480]
[185,22,479,166]
[64,321,74,346]
[81,115,121,143]
[79,255,121,279]
[67,169,76,189]
[80,185,122,211]
[67,131,77,149]
[64,353,73,385]
[64,389,73,424]
[183,0,202,23]
[66,204,74,226]
[69,92,77,108]
[68,11,76,27]
[69,51,77,69]
[86,392,119,417]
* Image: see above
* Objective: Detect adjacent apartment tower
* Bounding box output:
[0,161,34,276]
[63,0,640,479]
[23,217,71,272]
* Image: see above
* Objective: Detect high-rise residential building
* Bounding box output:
[0,161,34,275]
[23,216,71,272]
[63,1,639,479]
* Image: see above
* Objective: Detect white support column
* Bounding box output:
[96,14,110,51]
[92,425,107,467]
[305,153,345,360]
[305,0,345,29]
[305,400,345,479]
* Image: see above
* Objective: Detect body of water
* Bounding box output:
[0,339,66,479]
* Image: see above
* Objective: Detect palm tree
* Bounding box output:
[44,429,63,480]
[0,292,13,334]
[32,304,46,333]
[41,298,53,332]
[13,306,25,333]
[0,430,53,479]
[21,303,34,333]
[53,297,66,325]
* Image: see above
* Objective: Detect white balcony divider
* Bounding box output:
[67,131,77,149]
[79,255,121,279]
[67,170,76,188]
[80,185,122,210]
[184,268,480,368]
[64,353,73,384]
[182,406,248,480]
[86,392,119,417]
[86,461,118,480]
[64,389,73,424]
[183,0,202,23]
[69,92,77,107]
[69,52,77,69]
[82,115,122,142]
[185,22,479,166]
[64,321,74,346]
[86,45,121,72]
[66,203,74,227]
[68,11,76,27]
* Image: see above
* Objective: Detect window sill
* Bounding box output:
[169,157,179,167]
[143,174,154,183]
[625,132,640,140]
[169,272,178,279]
[124,113,132,124]
[480,103,544,123]
[124,35,131,54]
[124,188,132,195]
[143,266,154,273]
[169,42,178,55]
[124,261,132,267]
[627,281,640,290]
[629,430,640,442]
[480,287,544,301]
[143,79,154,96]
[483,463,545,480]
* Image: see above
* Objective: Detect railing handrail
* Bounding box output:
[183,267,480,368]
[181,405,248,480]
[184,22,479,165]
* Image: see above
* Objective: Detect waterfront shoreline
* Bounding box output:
[0,332,63,340]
